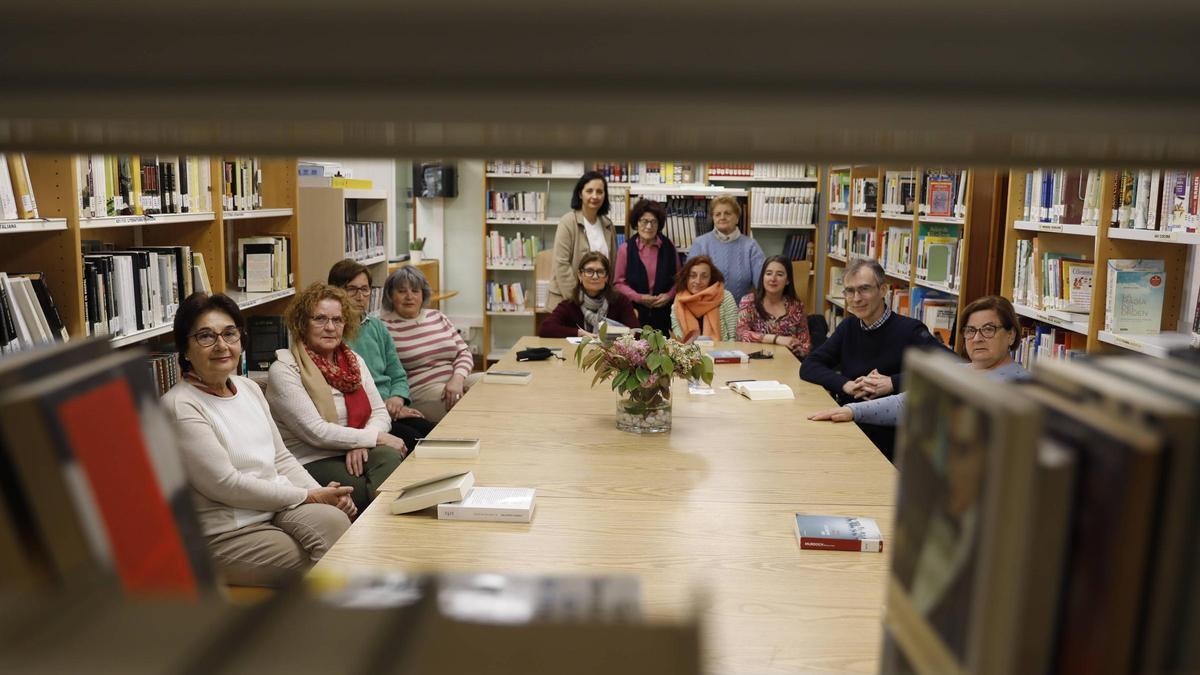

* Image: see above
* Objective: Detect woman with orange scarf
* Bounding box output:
[670,256,738,340]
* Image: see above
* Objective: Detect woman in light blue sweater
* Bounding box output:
[687,195,764,301]
[808,295,1030,426]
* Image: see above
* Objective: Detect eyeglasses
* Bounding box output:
[311,315,347,327]
[962,323,1003,340]
[581,268,608,279]
[190,328,241,348]
[636,218,658,227]
[343,285,371,296]
[843,283,880,298]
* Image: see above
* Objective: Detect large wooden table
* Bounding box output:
[315,337,897,674]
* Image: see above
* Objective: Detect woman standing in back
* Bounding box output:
[544,170,618,312]
[613,198,677,333]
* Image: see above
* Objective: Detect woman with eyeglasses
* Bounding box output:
[327,259,435,452]
[378,265,480,423]
[613,199,678,334]
[808,295,1029,426]
[267,282,409,514]
[162,292,351,587]
[538,252,639,338]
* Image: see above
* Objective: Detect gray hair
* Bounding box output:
[382,265,433,311]
[843,257,885,286]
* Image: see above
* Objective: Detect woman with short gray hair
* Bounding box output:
[378,265,480,423]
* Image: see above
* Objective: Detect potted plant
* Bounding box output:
[408,237,426,263]
[575,324,714,433]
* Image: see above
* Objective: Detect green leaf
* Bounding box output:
[598,322,608,342]
[636,367,649,385]
[658,356,674,376]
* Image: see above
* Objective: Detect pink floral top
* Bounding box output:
[735,293,811,357]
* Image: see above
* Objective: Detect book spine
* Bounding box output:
[799,536,883,552]
[437,507,532,523]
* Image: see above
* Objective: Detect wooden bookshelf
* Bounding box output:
[999,168,1196,358]
[298,184,392,290]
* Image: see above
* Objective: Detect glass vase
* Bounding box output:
[615,383,672,434]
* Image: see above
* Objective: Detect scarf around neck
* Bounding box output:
[674,282,725,340]
[578,290,610,332]
[713,227,742,243]
[292,341,370,428]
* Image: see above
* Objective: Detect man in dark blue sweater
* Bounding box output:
[801,258,956,460]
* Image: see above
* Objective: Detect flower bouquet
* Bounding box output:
[574,324,714,433]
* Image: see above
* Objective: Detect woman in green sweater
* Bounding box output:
[329,260,436,447]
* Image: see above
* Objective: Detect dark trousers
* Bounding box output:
[857,422,896,464]
[634,302,673,335]
[304,446,403,513]
[390,416,436,451]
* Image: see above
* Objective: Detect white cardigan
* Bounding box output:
[162,376,319,536]
[266,348,391,465]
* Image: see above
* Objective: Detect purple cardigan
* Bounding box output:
[537,293,640,338]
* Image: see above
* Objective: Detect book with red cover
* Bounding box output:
[793,514,883,552]
[707,350,748,364]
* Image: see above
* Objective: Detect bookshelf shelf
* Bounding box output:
[109,323,175,349]
[487,310,535,317]
[1097,330,1198,358]
[485,219,557,226]
[1106,228,1200,245]
[886,270,911,283]
[880,213,915,222]
[485,173,577,180]
[1013,302,1089,335]
[628,185,747,197]
[919,215,966,225]
[913,278,960,295]
[826,296,846,309]
[352,254,388,266]
[1013,220,1097,237]
[750,223,817,230]
[828,209,849,216]
[851,210,879,218]
[222,207,294,220]
[342,188,388,200]
[486,264,535,271]
[228,288,296,310]
[0,218,68,234]
[80,212,216,230]
[708,176,818,183]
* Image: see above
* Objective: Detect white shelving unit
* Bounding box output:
[1106,228,1200,245]
[1013,220,1098,237]
[708,176,818,183]
[1097,330,1198,358]
[228,288,297,310]
[223,207,294,220]
[1014,302,1089,336]
[913,278,960,295]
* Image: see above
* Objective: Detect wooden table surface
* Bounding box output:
[314,337,897,674]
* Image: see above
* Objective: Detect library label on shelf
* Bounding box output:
[229,288,296,310]
[0,218,68,233]
[223,207,294,220]
[1013,220,1098,237]
[80,212,216,229]
[1097,330,1198,358]
[1014,303,1088,335]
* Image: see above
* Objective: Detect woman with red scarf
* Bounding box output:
[267,283,409,514]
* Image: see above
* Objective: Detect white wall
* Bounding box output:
[417,159,485,331]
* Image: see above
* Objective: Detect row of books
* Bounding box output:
[0,272,68,353]
[1013,322,1087,368]
[781,231,815,262]
[881,170,917,215]
[749,187,818,225]
[221,157,263,212]
[486,190,548,221]
[914,224,961,288]
[639,195,714,251]
[827,220,849,257]
[485,159,585,176]
[707,163,817,179]
[911,286,956,345]
[81,243,201,338]
[1110,169,1200,232]
[78,155,213,218]
[486,280,528,313]
[917,169,969,218]
[236,236,292,293]
[851,177,878,215]
[883,349,1200,675]
[486,231,544,268]
[1021,168,1104,225]
[828,170,851,211]
[886,285,910,317]
[0,153,38,220]
[881,226,912,276]
[146,351,182,397]
[849,226,876,259]
[592,162,697,185]
[344,220,385,262]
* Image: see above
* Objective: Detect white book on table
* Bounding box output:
[414,437,481,459]
[391,471,475,515]
[731,380,795,400]
[438,487,536,523]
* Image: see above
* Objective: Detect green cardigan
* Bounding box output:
[346,315,411,403]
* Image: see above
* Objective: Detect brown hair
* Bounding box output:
[327,258,370,288]
[753,255,799,319]
[173,292,245,372]
[628,198,668,236]
[575,251,617,301]
[958,294,1020,357]
[283,282,361,344]
[674,255,725,294]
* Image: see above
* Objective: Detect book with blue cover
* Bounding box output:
[1104,259,1165,333]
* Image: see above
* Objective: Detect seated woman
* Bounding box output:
[378,265,480,423]
[670,255,738,340]
[162,292,352,588]
[328,259,436,451]
[538,252,639,338]
[808,295,1029,425]
[267,283,409,514]
[613,199,677,334]
[736,255,812,357]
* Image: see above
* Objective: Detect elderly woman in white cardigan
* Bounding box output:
[162,292,352,588]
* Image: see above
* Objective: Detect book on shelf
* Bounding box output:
[882,170,917,215]
[749,186,817,226]
[78,155,212,217]
[889,286,911,317]
[487,190,547,221]
[344,220,385,261]
[486,159,545,175]
[782,231,815,262]
[486,230,543,268]
[918,169,967,218]
[1104,259,1166,333]
[486,281,528,313]
[413,437,481,459]
[881,226,912,276]
[827,221,849,257]
[145,352,182,397]
[2,153,38,219]
[237,236,291,293]
[793,514,883,552]
[482,369,532,385]
[192,252,211,295]
[1022,168,1094,225]
[1101,168,1200,233]
[594,161,696,185]
[852,177,878,214]
[78,243,194,338]
[915,222,961,287]
[730,380,794,400]
[827,170,851,211]
[828,264,846,298]
[1014,322,1086,368]
[707,350,748,364]
[438,487,536,523]
[910,286,956,340]
[221,157,262,211]
[849,226,877,259]
[390,471,475,515]
[921,300,957,347]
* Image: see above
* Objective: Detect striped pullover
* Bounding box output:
[378,308,473,390]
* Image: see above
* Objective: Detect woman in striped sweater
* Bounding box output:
[378,266,480,423]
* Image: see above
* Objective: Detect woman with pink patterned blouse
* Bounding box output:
[736,255,812,357]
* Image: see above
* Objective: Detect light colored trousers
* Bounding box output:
[408,372,483,423]
[206,503,350,588]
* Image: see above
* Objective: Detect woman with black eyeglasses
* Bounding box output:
[266,282,409,514]
[613,198,678,333]
[162,292,352,587]
[538,252,639,338]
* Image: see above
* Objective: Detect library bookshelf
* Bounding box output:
[999,169,1196,358]
[6,155,299,348]
[298,186,392,289]
[482,161,821,361]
